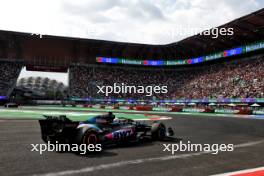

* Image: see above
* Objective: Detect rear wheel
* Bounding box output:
[83,130,100,145]
[151,122,166,140]
[81,130,103,153]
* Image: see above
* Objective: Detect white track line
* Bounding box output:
[211,166,264,176]
[32,139,264,176]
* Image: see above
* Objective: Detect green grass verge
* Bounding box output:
[0,108,157,121]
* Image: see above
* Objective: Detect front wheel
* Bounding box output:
[151,122,166,140]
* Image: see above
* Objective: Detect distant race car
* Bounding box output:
[39,112,174,150]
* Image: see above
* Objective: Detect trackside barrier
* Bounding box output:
[214,109,240,114]
[83,104,93,108]
[182,108,206,113]
[105,106,114,109]
[119,106,131,110]
[238,109,252,115]
[152,107,172,112]
[170,107,182,112]
[253,110,264,115]
[91,105,105,109]
[134,106,152,111]
[80,104,262,115]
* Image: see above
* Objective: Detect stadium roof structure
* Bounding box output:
[167,8,264,59]
[0,8,263,62]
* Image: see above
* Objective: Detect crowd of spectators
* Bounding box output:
[0,62,22,96]
[70,56,263,100]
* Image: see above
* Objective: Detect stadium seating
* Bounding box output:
[70,56,263,100]
[0,62,22,97]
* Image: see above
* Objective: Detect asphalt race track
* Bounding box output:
[1,114,264,176]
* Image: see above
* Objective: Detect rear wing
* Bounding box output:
[39,115,79,143]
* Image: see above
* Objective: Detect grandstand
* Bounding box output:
[0,8,263,105]
[69,55,263,100]
[0,61,22,99]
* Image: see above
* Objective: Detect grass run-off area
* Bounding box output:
[0,109,158,121]
[0,105,262,121]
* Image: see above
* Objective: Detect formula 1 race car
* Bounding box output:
[39,112,174,150]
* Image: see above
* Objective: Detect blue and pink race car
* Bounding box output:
[39,112,174,151]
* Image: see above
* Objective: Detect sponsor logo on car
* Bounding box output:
[106,128,135,140]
